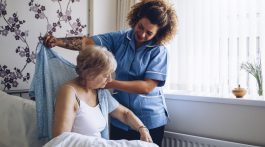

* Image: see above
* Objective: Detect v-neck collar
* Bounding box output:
[126,30,158,51]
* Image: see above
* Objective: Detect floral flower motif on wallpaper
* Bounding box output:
[0,0,87,90]
[29,0,86,37]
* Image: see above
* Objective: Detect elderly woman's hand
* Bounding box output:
[139,126,153,143]
[109,105,154,143]
[43,33,58,48]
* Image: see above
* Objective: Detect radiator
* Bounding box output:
[162,131,259,147]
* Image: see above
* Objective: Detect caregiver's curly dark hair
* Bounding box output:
[127,0,178,44]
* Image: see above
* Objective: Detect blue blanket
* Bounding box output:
[30,43,78,139]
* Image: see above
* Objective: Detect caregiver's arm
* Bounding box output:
[110,105,153,143]
[105,78,159,94]
[43,34,95,51]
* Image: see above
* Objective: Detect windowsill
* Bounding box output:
[164,91,265,108]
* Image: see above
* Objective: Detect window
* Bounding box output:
[166,0,265,98]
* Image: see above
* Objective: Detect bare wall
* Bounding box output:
[165,94,265,146]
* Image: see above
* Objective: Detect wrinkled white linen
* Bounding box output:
[0,90,46,147]
[44,132,159,147]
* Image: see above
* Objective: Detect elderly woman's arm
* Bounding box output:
[53,86,79,138]
[110,105,153,143]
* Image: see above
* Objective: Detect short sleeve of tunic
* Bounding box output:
[91,31,124,53]
[145,46,168,87]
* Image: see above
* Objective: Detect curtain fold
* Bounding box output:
[116,0,139,30]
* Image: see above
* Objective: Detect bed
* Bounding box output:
[0,90,158,147]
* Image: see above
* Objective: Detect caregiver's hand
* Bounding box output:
[43,33,58,48]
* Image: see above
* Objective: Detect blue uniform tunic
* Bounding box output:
[92,29,168,130]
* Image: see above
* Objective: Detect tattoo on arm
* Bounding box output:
[59,37,83,51]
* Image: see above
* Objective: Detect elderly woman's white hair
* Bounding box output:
[75,45,117,86]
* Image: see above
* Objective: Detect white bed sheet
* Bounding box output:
[44,132,159,147]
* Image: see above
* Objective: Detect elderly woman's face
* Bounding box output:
[86,71,112,89]
[134,17,159,44]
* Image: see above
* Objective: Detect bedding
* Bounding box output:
[44,132,159,147]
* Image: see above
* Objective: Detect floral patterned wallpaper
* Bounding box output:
[0,0,88,90]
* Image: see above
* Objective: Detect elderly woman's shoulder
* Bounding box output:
[57,83,78,97]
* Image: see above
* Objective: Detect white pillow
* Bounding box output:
[0,90,46,147]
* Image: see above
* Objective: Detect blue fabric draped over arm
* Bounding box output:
[30,43,77,139]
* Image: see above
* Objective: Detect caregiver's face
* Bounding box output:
[134,17,159,44]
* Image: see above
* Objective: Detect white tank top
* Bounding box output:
[67,85,106,137]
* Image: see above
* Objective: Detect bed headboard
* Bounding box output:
[2,89,34,100]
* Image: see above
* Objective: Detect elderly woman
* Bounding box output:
[52,45,153,143]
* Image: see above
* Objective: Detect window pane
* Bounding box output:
[167,0,265,98]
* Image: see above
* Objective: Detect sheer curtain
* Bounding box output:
[167,0,265,98]
[116,0,139,30]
